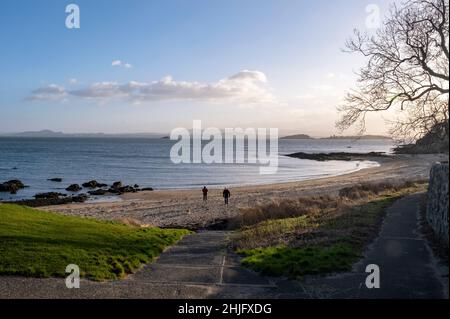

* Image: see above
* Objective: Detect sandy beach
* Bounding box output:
[39,154,448,229]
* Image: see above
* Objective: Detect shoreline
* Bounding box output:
[0,155,380,202]
[37,153,448,229]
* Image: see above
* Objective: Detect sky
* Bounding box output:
[0,0,398,136]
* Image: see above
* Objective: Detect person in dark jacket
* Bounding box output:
[223,187,231,205]
[202,186,208,201]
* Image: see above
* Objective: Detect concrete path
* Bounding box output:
[0,194,447,299]
[299,194,449,299]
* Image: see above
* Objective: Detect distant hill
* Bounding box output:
[323,135,392,140]
[281,134,314,140]
[4,130,66,137]
[0,130,166,139]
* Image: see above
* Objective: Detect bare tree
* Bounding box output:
[337,0,449,142]
[388,93,448,143]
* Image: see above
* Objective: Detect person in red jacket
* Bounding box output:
[202,186,208,201]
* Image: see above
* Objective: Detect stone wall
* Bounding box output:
[426,162,449,245]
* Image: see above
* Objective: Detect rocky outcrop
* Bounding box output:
[72,194,88,203]
[112,181,122,189]
[34,192,66,200]
[66,184,82,192]
[5,193,88,207]
[48,178,62,182]
[426,162,449,245]
[286,152,388,162]
[0,180,26,194]
[88,189,108,196]
[82,180,108,188]
[108,185,139,194]
[107,181,140,195]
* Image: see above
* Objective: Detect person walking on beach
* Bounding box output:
[223,187,231,205]
[202,186,208,201]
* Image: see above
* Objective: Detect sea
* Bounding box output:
[0,137,394,201]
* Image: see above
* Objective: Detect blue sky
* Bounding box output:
[0,0,396,136]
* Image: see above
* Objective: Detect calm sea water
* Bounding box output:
[0,137,394,200]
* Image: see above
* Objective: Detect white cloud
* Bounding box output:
[70,82,128,99]
[27,84,67,101]
[228,70,267,83]
[28,70,274,104]
[68,78,78,85]
[112,60,133,68]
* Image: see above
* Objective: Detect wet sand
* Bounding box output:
[39,154,448,229]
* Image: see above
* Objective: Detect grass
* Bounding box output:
[232,181,427,278]
[238,244,359,278]
[0,204,191,281]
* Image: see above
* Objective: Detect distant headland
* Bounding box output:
[281,134,392,140]
[0,130,166,139]
[2,130,393,141]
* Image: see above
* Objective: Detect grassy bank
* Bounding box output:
[0,204,190,281]
[232,181,427,278]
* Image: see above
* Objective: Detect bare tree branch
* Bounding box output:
[337,0,449,142]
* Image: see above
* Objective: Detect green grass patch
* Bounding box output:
[0,204,191,281]
[238,244,359,278]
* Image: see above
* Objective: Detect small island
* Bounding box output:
[280,134,313,140]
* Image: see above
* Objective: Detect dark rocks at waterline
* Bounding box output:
[107,181,140,195]
[112,181,122,189]
[0,180,26,194]
[66,184,82,192]
[90,184,151,196]
[119,186,138,193]
[1,180,25,189]
[48,178,63,182]
[72,194,88,203]
[82,180,97,188]
[82,180,108,188]
[108,185,139,194]
[141,187,154,191]
[286,152,388,162]
[5,194,88,207]
[34,192,67,200]
[88,189,108,196]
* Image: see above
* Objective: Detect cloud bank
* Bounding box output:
[27,70,274,104]
[27,84,67,101]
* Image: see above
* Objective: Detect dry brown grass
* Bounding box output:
[115,217,154,228]
[338,180,428,200]
[228,195,349,229]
